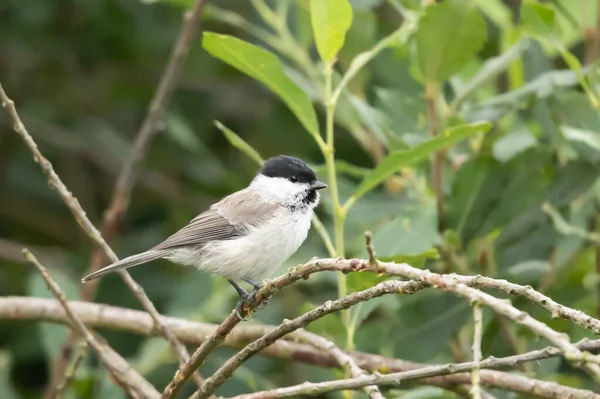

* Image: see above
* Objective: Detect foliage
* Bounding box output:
[1,0,600,397]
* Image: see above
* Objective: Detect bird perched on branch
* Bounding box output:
[81,155,327,319]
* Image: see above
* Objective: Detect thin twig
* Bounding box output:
[294,330,384,399]
[364,231,376,265]
[189,280,427,399]
[2,296,600,398]
[471,304,483,399]
[55,340,87,399]
[161,314,242,399]
[0,84,204,393]
[22,249,159,399]
[83,0,209,297]
[69,0,211,393]
[381,263,600,382]
[272,257,600,335]
[226,353,600,399]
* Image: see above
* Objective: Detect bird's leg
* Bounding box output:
[242,277,271,309]
[228,279,251,320]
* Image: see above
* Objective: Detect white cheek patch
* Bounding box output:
[251,175,309,205]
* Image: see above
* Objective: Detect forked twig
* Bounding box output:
[23,249,159,399]
[0,83,204,394]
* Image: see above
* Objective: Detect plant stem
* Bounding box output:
[471,304,483,399]
[425,81,444,232]
[324,63,351,350]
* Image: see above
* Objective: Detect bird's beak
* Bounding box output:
[310,181,328,191]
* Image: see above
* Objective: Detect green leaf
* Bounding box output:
[447,158,492,234]
[474,0,513,30]
[351,121,491,200]
[561,126,600,152]
[521,2,600,109]
[416,0,487,82]
[347,273,391,330]
[477,67,591,108]
[505,260,551,283]
[492,125,538,162]
[309,0,353,63]
[378,249,440,268]
[203,32,320,137]
[347,272,389,293]
[27,268,78,361]
[373,200,438,257]
[392,291,470,361]
[543,202,600,244]
[521,1,558,39]
[215,121,264,166]
[452,38,530,108]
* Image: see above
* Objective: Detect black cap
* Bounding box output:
[259,155,317,184]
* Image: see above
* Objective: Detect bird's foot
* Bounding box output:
[229,280,253,321]
[242,277,271,309]
[234,294,251,321]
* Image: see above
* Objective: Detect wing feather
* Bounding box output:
[152,188,278,251]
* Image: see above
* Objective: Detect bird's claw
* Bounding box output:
[256,295,272,309]
[235,298,249,321]
[230,278,271,321]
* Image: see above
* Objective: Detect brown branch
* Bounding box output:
[23,250,159,399]
[189,280,426,399]
[443,273,600,334]
[2,296,600,398]
[364,231,376,265]
[275,258,600,335]
[227,354,600,399]
[294,330,384,399]
[584,0,600,66]
[161,313,242,399]
[158,253,600,395]
[83,0,209,297]
[60,0,212,394]
[54,340,87,398]
[381,263,600,382]
[0,83,202,395]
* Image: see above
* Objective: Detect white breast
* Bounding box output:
[169,207,313,281]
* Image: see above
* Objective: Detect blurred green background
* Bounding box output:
[2,0,600,398]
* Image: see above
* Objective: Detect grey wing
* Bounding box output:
[152,188,279,251]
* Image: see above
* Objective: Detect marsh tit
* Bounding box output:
[81,155,327,318]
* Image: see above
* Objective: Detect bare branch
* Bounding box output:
[229,363,600,399]
[189,280,427,399]
[226,353,600,399]
[54,340,87,399]
[74,0,211,392]
[0,83,203,392]
[23,250,159,399]
[380,263,600,382]
[279,258,600,334]
[2,296,599,398]
[83,0,210,296]
[294,330,384,399]
[450,273,600,335]
[364,231,376,265]
[471,304,483,399]
[161,313,242,399]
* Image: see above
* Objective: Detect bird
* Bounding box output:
[81,155,327,319]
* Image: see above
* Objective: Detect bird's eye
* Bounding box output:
[289,175,299,183]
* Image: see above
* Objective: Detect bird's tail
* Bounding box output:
[81,250,171,283]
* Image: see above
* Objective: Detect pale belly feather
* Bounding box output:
[167,209,312,280]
